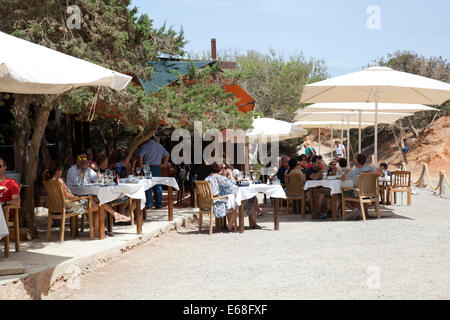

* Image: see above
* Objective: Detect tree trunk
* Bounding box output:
[11,95,33,174]
[94,120,110,155]
[398,119,406,148]
[127,121,160,161]
[22,100,54,237]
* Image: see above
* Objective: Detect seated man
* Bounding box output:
[67,152,100,186]
[276,155,290,185]
[342,154,383,217]
[305,155,329,219]
[0,157,20,207]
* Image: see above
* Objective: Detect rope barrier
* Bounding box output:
[413,164,449,196]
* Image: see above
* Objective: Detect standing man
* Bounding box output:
[334,140,347,159]
[0,157,20,207]
[139,137,170,209]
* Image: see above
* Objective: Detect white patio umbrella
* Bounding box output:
[294,120,373,158]
[301,102,437,113]
[294,110,412,123]
[299,103,437,154]
[294,110,410,162]
[0,31,132,94]
[300,66,450,164]
[246,117,307,142]
[224,118,307,172]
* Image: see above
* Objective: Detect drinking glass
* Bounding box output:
[136,167,141,176]
[143,165,149,177]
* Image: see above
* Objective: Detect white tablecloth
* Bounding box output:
[304,179,353,195]
[69,177,179,209]
[69,184,146,209]
[223,184,286,210]
[139,177,180,191]
[0,206,8,240]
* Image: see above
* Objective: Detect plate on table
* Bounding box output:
[327,176,337,180]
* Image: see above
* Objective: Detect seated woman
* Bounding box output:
[205,163,237,232]
[44,161,100,237]
[220,164,262,227]
[45,161,131,236]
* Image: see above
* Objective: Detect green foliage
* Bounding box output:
[216,49,328,122]
[0,0,186,128]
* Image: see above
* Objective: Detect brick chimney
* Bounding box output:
[211,38,217,60]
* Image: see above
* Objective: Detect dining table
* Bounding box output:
[304,177,353,220]
[68,177,179,240]
[0,205,8,240]
[225,183,287,233]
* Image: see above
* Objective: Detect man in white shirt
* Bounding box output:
[66,152,100,186]
[334,140,346,159]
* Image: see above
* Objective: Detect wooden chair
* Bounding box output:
[2,184,22,257]
[284,173,306,217]
[390,171,411,206]
[43,180,94,243]
[194,181,237,235]
[341,172,381,221]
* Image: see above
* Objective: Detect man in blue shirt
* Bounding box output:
[139,137,170,209]
[342,154,382,214]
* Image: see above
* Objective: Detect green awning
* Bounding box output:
[138,59,216,94]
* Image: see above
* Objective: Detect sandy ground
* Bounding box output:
[44,189,450,300]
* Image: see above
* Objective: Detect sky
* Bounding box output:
[131,0,450,77]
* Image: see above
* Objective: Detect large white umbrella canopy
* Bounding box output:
[0,31,132,94]
[301,102,437,113]
[300,66,450,105]
[246,118,308,142]
[294,120,373,129]
[300,66,450,164]
[294,111,410,123]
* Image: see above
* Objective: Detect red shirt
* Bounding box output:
[0,178,20,202]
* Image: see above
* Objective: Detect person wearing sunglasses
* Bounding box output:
[66,152,101,186]
[0,157,20,207]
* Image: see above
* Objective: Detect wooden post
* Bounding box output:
[98,205,105,240]
[439,171,444,196]
[331,194,338,221]
[168,186,173,221]
[239,204,245,233]
[274,198,280,231]
[136,199,143,234]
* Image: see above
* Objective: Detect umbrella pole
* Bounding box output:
[318,127,321,155]
[374,97,379,166]
[330,126,333,159]
[358,110,362,153]
[347,117,350,162]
